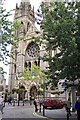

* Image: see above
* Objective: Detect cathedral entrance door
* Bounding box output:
[30,86,37,100]
[19,85,26,100]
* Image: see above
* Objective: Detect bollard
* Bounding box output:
[43,105,45,116]
[67,112,69,120]
[66,108,69,120]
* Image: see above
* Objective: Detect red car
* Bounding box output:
[42,99,64,109]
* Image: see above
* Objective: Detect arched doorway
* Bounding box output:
[19,85,26,100]
[30,85,37,100]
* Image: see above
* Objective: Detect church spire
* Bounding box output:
[14,0,32,20]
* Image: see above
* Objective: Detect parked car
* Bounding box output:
[38,98,48,105]
[42,99,64,109]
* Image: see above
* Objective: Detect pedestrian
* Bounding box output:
[8,96,12,105]
[66,98,71,116]
[75,97,80,120]
[0,95,4,114]
[30,96,32,105]
[33,98,38,112]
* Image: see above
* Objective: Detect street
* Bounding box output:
[39,107,77,120]
[0,112,2,120]
[2,102,48,120]
[0,102,77,120]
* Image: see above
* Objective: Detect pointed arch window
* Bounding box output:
[34,61,37,66]
[38,57,40,66]
[27,22,30,32]
[14,64,16,73]
[25,62,27,68]
[28,62,31,71]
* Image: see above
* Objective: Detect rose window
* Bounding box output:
[26,42,40,58]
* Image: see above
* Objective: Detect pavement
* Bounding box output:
[2,102,48,120]
[1,102,77,120]
[0,112,2,120]
[36,105,77,120]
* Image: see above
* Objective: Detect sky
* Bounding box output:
[2,0,42,84]
[4,0,42,13]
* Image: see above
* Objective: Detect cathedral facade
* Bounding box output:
[8,0,49,100]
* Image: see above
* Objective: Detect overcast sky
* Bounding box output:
[2,0,42,84]
[4,0,42,12]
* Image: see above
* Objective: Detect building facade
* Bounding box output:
[8,0,60,101]
[8,0,49,100]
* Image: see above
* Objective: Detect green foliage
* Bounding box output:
[39,2,80,86]
[17,88,26,93]
[0,1,20,64]
[0,66,6,74]
[23,64,48,83]
[12,88,18,94]
[37,90,43,95]
[12,87,26,94]
[22,64,48,94]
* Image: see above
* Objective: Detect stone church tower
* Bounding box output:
[8,0,48,100]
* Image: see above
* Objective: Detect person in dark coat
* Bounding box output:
[30,96,32,105]
[33,99,38,112]
[66,98,71,116]
[8,96,12,105]
[75,97,80,120]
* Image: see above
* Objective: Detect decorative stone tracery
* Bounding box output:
[26,42,40,58]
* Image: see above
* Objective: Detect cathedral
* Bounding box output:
[8,0,77,111]
[8,0,51,100]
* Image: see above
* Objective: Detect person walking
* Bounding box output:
[66,98,71,116]
[0,95,4,114]
[8,96,12,105]
[33,98,38,112]
[30,96,32,105]
[75,97,80,120]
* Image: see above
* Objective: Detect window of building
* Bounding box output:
[14,64,16,73]
[25,62,27,68]
[26,42,40,58]
[28,62,31,71]
[27,22,30,32]
[34,61,37,66]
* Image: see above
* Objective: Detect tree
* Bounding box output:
[0,0,19,65]
[38,2,80,110]
[22,64,48,96]
[39,2,80,85]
